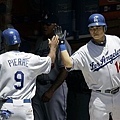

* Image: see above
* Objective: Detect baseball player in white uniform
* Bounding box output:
[0,28,58,120]
[59,13,120,120]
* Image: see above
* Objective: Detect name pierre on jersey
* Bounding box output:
[7,58,29,67]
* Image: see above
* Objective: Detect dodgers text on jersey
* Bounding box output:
[90,49,120,72]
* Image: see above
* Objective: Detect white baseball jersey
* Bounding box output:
[70,35,120,91]
[0,51,51,100]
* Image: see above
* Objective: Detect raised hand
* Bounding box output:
[54,26,67,39]
[54,26,67,44]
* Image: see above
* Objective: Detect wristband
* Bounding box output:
[59,44,66,51]
[59,39,65,45]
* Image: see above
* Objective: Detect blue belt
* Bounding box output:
[5,99,31,103]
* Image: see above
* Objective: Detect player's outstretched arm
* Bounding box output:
[48,35,59,63]
[54,26,73,68]
[59,42,73,68]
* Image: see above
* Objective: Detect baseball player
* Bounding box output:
[0,28,58,120]
[59,13,120,120]
[32,13,72,120]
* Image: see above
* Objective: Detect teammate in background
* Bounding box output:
[59,13,120,120]
[32,13,72,120]
[0,28,58,120]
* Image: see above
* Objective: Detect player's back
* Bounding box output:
[0,51,51,100]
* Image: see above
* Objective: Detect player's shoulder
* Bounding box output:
[106,34,120,45]
[78,42,88,51]
[73,43,88,56]
[24,52,50,60]
[0,51,9,57]
[23,52,39,58]
[0,51,41,62]
[106,34,120,40]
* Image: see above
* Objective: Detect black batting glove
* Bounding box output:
[54,26,66,45]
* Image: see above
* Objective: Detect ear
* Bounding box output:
[104,26,107,32]
[18,44,20,47]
